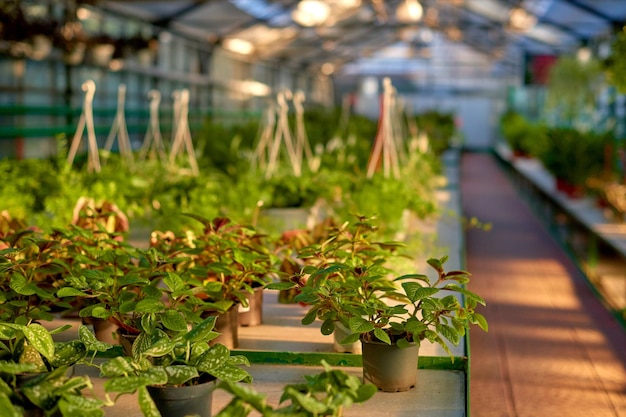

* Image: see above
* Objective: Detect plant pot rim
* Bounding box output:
[359,332,418,347]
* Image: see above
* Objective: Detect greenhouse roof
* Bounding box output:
[90,0,626,78]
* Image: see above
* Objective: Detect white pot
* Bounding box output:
[333,322,362,354]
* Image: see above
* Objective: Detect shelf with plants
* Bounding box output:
[0,96,478,415]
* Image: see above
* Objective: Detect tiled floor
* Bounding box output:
[461,152,626,417]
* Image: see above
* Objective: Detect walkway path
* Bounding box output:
[461,152,626,417]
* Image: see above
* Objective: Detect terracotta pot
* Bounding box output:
[361,337,418,392]
[82,317,119,345]
[238,286,264,327]
[205,306,239,349]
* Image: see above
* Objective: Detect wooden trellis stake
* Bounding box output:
[367,77,401,179]
[266,89,300,179]
[104,84,134,166]
[293,90,317,172]
[138,90,168,163]
[67,80,101,173]
[252,100,276,171]
[169,89,199,176]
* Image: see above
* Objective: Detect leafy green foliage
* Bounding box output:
[101,315,251,417]
[539,127,613,187]
[287,216,487,354]
[215,360,375,417]
[0,323,113,416]
[414,110,458,156]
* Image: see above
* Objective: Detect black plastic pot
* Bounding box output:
[361,337,418,392]
[147,378,216,417]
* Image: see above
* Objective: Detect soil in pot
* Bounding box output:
[361,337,418,392]
[238,286,264,327]
[147,376,216,417]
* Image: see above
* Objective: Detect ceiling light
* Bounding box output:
[396,0,423,23]
[509,7,536,32]
[321,62,335,75]
[76,7,91,20]
[292,0,331,27]
[223,38,255,55]
[577,46,591,63]
[335,0,361,9]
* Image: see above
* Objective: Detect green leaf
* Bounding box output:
[196,344,229,373]
[49,340,87,367]
[339,332,361,345]
[436,323,460,346]
[216,381,267,412]
[184,316,217,342]
[135,298,165,314]
[0,361,38,374]
[9,274,37,296]
[301,307,319,326]
[105,374,157,394]
[163,365,199,386]
[163,273,185,293]
[100,357,135,377]
[393,274,430,284]
[23,323,55,361]
[160,310,188,332]
[347,316,375,334]
[373,327,391,345]
[78,325,112,353]
[320,319,335,336]
[402,283,439,303]
[442,284,486,306]
[356,383,378,403]
[470,312,489,332]
[265,281,297,291]
[211,363,251,383]
[138,386,162,417]
[57,287,90,297]
[142,339,175,358]
[0,392,21,417]
[284,386,328,414]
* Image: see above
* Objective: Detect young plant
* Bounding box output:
[279,216,488,354]
[0,322,114,416]
[215,360,376,417]
[100,315,252,417]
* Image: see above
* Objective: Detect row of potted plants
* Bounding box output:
[0,215,382,416]
[499,110,618,202]
[1,106,446,240]
[1,202,487,403]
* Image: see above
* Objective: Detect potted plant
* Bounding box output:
[538,127,611,198]
[0,228,69,324]
[215,360,376,416]
[499,110,548,158]
[0,322,113,416]
[152,215,277,347]
[55,228,206,347]
[100,315,252,417]
[277,216,488,392]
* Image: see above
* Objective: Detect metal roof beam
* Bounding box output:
[152,0,212,27]
[557,0,623,26]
